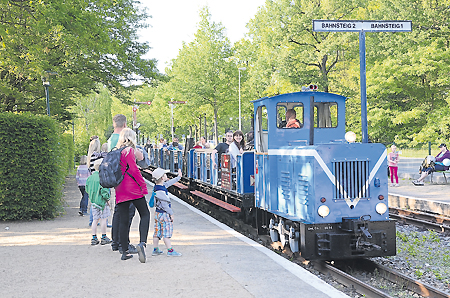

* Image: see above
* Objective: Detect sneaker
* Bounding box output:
[121,252,133,261]
[152,248,164,256]
[111,243,119,251]
[101,236,112,245]
[91,238,99,245]
[395,184,399,187]
[119,244,138,254]
[167,250,182,257]
[136,243,146,263]
[78,211,83,216]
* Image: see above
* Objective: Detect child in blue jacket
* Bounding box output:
[151,168,182,256]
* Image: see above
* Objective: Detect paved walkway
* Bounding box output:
[0,176,349,298]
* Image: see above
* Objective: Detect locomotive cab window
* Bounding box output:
[277,103,304,129]
[314,102,338,128]
[255,105,268,153]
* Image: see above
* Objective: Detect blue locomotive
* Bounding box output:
[146,88,396,260]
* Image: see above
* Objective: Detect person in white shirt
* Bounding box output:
[228,130,245,170]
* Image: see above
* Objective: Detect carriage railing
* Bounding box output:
[185,149,220,186]
[333,160,370,199]
[149,148,184,173]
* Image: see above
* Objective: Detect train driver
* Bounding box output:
[285,109,302,128]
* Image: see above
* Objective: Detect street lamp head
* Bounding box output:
[238,67,247,71]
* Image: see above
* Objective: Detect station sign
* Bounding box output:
[313,20,412,32]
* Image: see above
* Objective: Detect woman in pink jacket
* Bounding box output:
[115,128,149,262]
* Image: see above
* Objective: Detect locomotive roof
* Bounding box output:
[251,91,347,104]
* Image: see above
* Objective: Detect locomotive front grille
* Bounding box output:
[333,160,369,199]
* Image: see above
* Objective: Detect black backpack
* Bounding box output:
[99,147,135,188]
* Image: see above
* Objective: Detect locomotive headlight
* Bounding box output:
[318,205,330,218]
[345,131,357,143]
[375,203,388,215]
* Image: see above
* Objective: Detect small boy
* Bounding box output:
[85,159,112,245]
[76,155,90,216]
[152,167,182,256]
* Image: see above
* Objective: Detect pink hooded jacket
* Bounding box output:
[115,147,148,204]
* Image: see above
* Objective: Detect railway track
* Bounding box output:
[389,207,450,233]
[141,169,450,297]
[324,259,450,298]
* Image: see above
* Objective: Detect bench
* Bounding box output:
[142,169,153,175]
[190,190,241,213]
[431,170,450,183]
[173,182,188,190]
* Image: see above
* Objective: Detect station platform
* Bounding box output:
[0,176,349,298]
[388,157,450,216]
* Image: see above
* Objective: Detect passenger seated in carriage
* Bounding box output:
[228,130,245,173]
[412,143,450,186]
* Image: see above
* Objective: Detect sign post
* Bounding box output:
[313,20,411,143]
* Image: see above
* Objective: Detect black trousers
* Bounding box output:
[111,202,136,247]
[117,197,150,253]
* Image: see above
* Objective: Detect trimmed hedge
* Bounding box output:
[0,113,74,220]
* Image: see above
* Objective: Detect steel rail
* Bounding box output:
[374,263,450,298]
[311,261,393,298]
[389,207,450,233]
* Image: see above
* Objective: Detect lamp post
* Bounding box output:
[170,103,174,141]
[168,100,186,141]
[238,67,246,131]
[41,71,57,116]
[133,100,152,144]
[43,81,51,116]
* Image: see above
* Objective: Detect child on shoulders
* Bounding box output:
[151,168,182,257]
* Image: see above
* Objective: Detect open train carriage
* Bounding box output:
[252,90,396,260]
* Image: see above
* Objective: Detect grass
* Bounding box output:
[395,148,439,158]
[394,229,450,287]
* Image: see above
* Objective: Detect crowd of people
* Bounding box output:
[76,120,255,262]
[75,114,185,263]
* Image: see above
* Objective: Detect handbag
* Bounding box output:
[148,191,156,208]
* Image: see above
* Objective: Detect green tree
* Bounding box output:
[166,7,237,143]
[365,0,450,146]
[71,85,113,155]
[241,0,365,97]
[0,0,157,122]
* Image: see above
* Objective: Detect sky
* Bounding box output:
[137,0,266,74]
